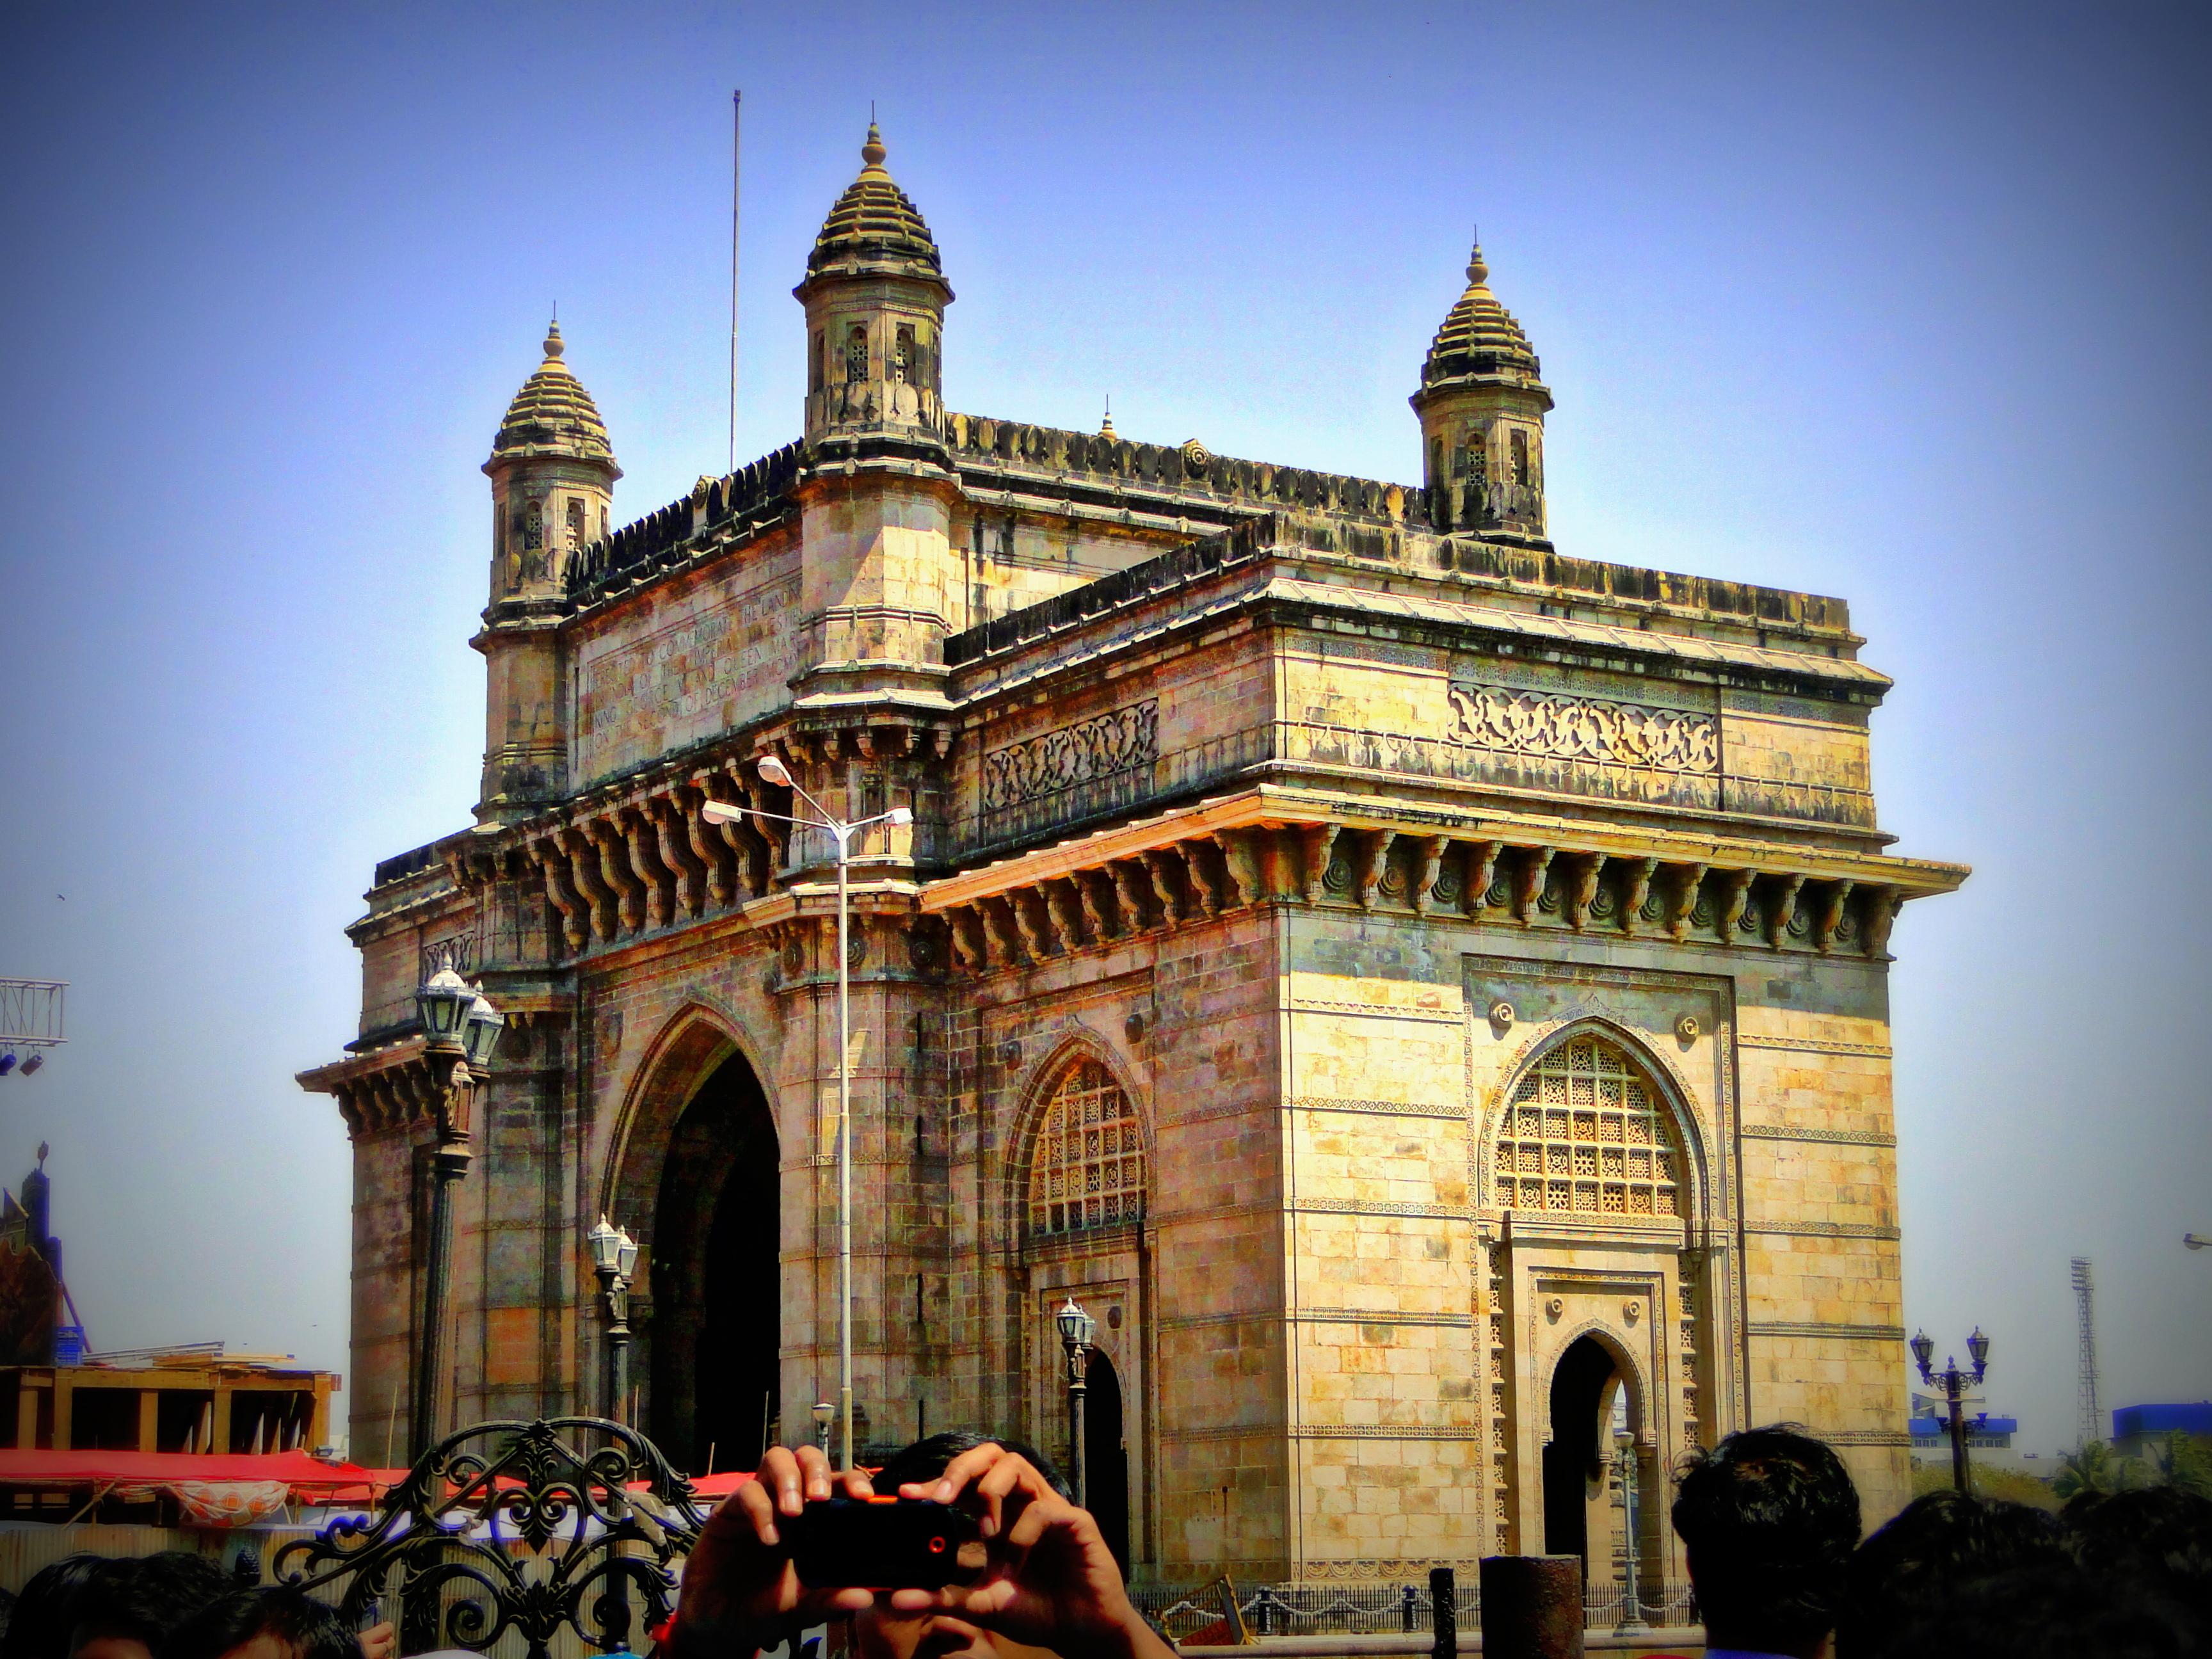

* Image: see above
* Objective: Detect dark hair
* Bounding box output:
[1870,1560,2200,1659]
[872,1431,1073,1502]
[1671,1425,1861,1653]
[2,1555,103,1659]
[67,1554,231,1657]
[3,1557,104,1659]
[164,1589,357,1659]
[1838,1491,2067,1657]
[2060,1486,2212,1645]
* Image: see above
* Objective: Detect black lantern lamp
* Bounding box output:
[588,1215,639,1422]
[417,967,474,1050]
[1056,1297,1096,1508]
[408,970,503,1459]
[1910,1325,1992,1494]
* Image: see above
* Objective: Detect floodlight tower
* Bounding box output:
[2072,1256,2101,1448]
[0,979,67,1077]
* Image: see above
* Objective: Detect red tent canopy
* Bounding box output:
[0,1447,376,1491]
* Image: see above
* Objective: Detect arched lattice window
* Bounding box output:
[1495,1036,1680,1217]
[565,498,586,549]
[523,499,544,550]
[1029,1059,1145,1237]
[845,324,869,384]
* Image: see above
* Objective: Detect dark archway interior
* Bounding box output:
[1084,1347,1130,1575]
[649,1050,780,1475]
[1542,1334,1617,1572]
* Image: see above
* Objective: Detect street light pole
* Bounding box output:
[588,1216,639,1422]
[1055,1297,1095,1509]
[1613,1428,1648,1634]
[705,766,910,1474]
[411,970,504,1461]
[1912,1326,1991,1495]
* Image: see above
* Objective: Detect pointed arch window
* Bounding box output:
[1029,1059,1145,1237]
[1496,1036,1679,1217]
[524,499,544,551]
[845,324,869,384]
[565,498,586,550]
[1511,429,1532,488]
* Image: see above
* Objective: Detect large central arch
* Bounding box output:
[648,1049,780,1473]
[608,1011,783,1477]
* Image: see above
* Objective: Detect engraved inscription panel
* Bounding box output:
[1450,684,1719,774]
[982,701,1158,829]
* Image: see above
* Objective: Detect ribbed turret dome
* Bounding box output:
[803,123,945,285]
[1420,244,1541,387]
[489,321,618,469]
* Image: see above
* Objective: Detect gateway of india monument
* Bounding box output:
[301,123,1966,1589]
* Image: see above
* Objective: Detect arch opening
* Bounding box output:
[1084,1347,1130,1576]
[648,1049,779,1475]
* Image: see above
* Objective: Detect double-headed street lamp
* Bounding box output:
[703,753,911,1472]
[587,1215,640,1423]
[1055,1297,1095,1509]
[412,968,506,1459]
[1612,1425,1648,1634]
[1911,1326,1991,1494]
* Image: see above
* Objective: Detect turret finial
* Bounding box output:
[862,120,887,170]
[36,1142,48,1169]
[543,317,565,360]
[1466,237,1489,289]
[1100,396,1116,440]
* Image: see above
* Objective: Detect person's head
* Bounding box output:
[1670,1425,1861,1659]
[2060,1486,2212,1644]
[1867,1561,2200,1659]
[1838,1491,2067,1658]
[870,1433,1072,1502]
[164,1590,357,1659]
[67,1554,230,1659]
[853,1433,1072,1659]
[3,1555,104,1659]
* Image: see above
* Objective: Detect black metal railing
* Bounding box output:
[273,1418,707,1659]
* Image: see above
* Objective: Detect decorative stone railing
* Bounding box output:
[563,441,805,604]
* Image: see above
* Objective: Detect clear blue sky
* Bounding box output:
[2,1,2207,1457]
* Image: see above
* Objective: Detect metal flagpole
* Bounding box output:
[837,828,853,1471]
[730,89,742,476]
[743,90,752,477]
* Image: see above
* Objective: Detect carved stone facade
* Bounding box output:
[300,125,1965,1589]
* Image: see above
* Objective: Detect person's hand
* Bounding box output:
[357,1623,396,1659]
[673,1446,878,1654]
[884,1444,1174,1659]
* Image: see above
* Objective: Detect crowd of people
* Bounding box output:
[0,1554,389,1659]
[1,1424,2204,1659]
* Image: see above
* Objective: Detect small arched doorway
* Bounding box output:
[648,1050,779,1475]
[1543,1334,1618,1570]
[1084,1347,1130,1575]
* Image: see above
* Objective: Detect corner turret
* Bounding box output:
[1410,242,1552,545]
[476,321,621,822]
[793,124,952,451]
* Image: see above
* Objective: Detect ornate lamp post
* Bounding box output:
[1912,1326,1991,1494]
[587,1215,640,1422]
[705,758,910,1473]
[1055,1297,1096,1509]
[812,1400,835,1455]
[412,969,504,1459]
[1612,1426,1648,1634]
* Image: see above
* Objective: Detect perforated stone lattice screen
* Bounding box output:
[1029,1059,1146,1236]
[1496,1037,1679,1217]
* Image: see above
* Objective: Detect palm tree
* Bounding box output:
[2144,1431,2212,1498]
[2053,1439,2139,1500]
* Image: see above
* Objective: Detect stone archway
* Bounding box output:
[1543,1333,1618,1570]
[645,1048,780,1475]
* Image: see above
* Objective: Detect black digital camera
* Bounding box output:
[781,1495,982,1590]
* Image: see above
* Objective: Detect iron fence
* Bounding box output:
[1132,1577,1693,1639]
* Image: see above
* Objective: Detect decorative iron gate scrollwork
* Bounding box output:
[273,1418,708,1659]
